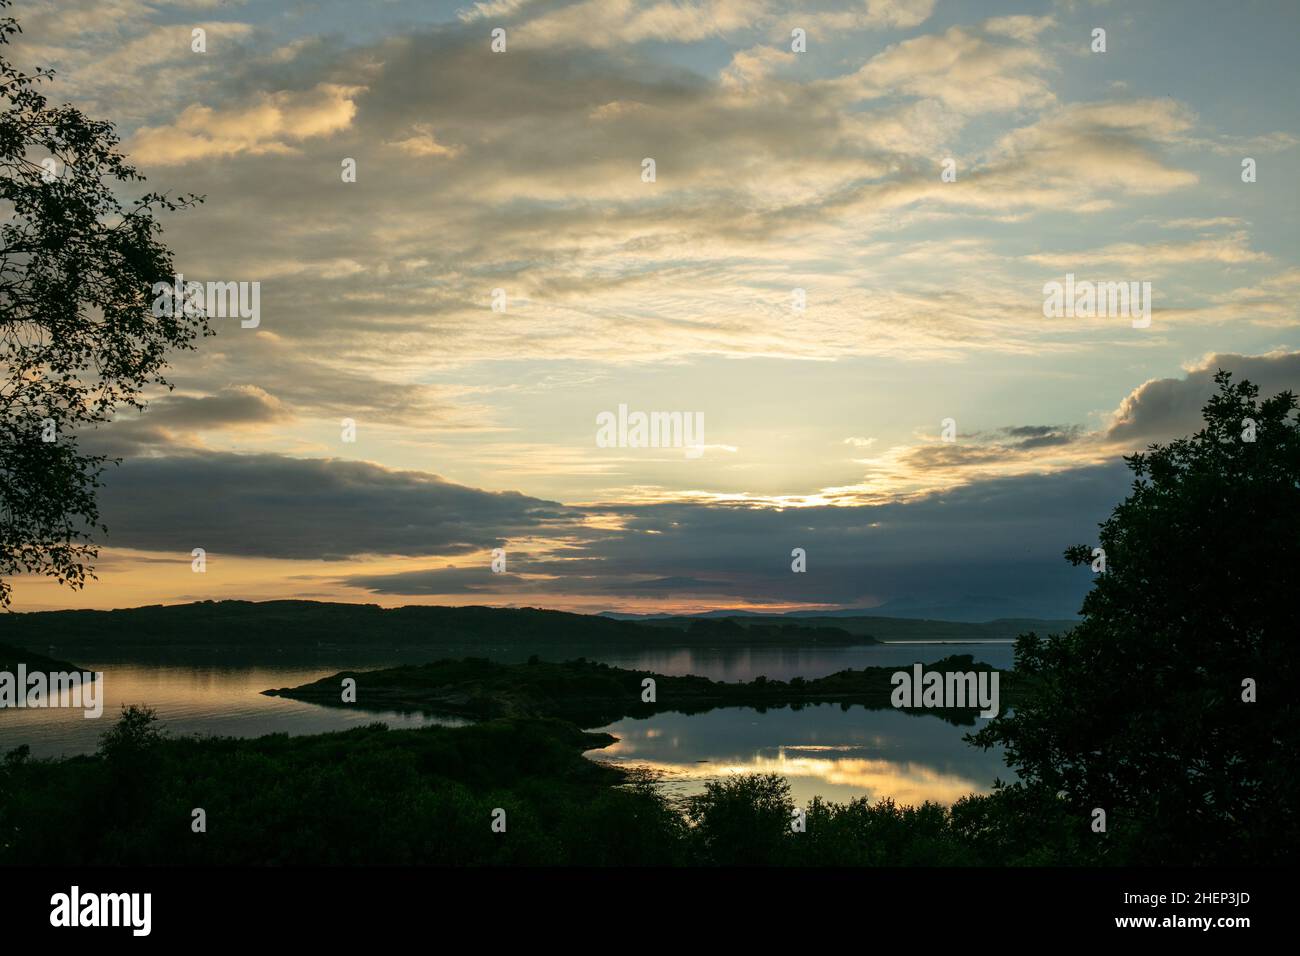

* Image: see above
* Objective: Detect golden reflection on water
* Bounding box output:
[590,709,1001,807]
[596,750,987,806]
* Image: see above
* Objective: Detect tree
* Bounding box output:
[972,371,1300,863]
[0,1,207,607]
[685,773,795,864]
[97,703,167,764]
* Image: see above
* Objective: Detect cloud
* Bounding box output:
[1201,268,1300,327]
[9,6,260,127]
[837,20,1056,114]
[796,0,937,33]
[982,14,1054,42]
[62,8,1259,417]
[459,0,935,44]
[78,387,294,456]
[458,0,534,22]
[129,83,362,165]
[338,462,1130,613]
[385,124,463,158]
[137,386,291,429]
[985,99,1200,198]
[508,0,770,48]
[1105,351,1300,444]
[997,425,1084,450]
[1027,232,1268,269]
[97,452,587,560]
[75,430,1134,614]
[1156,217,1246,231]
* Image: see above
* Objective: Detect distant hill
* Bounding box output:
[0,600,871,650]
[635,614,1074,643]
[803,594,1080,623]
[602,594,1081,624]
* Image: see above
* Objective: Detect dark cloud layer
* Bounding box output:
[91,446,1128,615]
[97,452,581,560]
[341,457,1128,614]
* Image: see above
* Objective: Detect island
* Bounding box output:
[264,653,1014,727]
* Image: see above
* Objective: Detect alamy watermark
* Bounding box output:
[890,663,1000,718]
[0,666,103,718]
[1042,273,1152,328]
[50,886,150,936]
[596,404,704,458]
[151,273,260,328]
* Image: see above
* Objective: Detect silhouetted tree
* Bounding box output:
[973,371,1300,863]
[685,773,795,865]
[0,1,206,607]
[97,704,167,764]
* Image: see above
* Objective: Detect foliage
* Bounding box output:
[0,1,206,607]
[0,707,1090,866]
[972,371,1300,864]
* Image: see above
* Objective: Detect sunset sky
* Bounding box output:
[10,0,1299,614]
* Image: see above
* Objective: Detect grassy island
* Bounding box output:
[264,653,1013,727]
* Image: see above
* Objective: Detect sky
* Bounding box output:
[7,0,1299,615]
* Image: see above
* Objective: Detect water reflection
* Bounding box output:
[600,641,1015,681]
[0,659,463,759]
[588,704,1008,807]
[2,641,1015,811]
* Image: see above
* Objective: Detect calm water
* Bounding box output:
[590,641,1014,681]
[588,705,1006,807]
[0,642,1014,805]
[587,640,1014,807]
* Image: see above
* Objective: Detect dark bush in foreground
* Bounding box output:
[1,706,1103,867]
